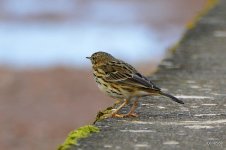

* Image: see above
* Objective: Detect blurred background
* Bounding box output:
[0,0,207,149]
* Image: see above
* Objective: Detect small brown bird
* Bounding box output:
[87,51,184,118]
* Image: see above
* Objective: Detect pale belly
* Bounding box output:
[93,73,153,99]
[95,77,124,99]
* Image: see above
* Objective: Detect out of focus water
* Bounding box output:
[0,23,174,68]
[0,0,207,68]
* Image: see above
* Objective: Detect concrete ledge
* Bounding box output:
[60,0,226,149]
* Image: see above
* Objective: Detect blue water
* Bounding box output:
[0,23,179,68]
[0,0,184,69]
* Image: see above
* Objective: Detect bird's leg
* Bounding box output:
[111,99,128,118]
[124,99,138,117]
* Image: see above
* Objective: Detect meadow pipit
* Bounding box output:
[87,51,184,118]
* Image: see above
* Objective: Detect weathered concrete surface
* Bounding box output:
[75,1,226,149]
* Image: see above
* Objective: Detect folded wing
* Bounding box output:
[99,60,160,91]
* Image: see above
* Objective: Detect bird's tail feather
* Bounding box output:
[159,92,184,104]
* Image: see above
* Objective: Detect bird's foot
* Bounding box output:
[124,112,138,118]
[111,113,125,118]
[111,113,138,118]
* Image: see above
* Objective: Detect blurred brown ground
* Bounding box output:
[0,66,156,150]
[0,0,208,149]
[0,67,114,150]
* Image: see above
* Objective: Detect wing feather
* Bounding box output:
[98,60,160,91]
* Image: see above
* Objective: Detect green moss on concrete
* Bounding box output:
[186,0,218,30]
[58,125,99,150]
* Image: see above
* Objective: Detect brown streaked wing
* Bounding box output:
[98,60,135,82]
[131,73,160,91]
[99,61,160,91]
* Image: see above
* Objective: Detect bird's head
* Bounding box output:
[86,51,114,65]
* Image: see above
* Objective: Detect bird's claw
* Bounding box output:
[111,113,138,118]
[124,113,138,118]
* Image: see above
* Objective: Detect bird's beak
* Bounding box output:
[86,57,91,59]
